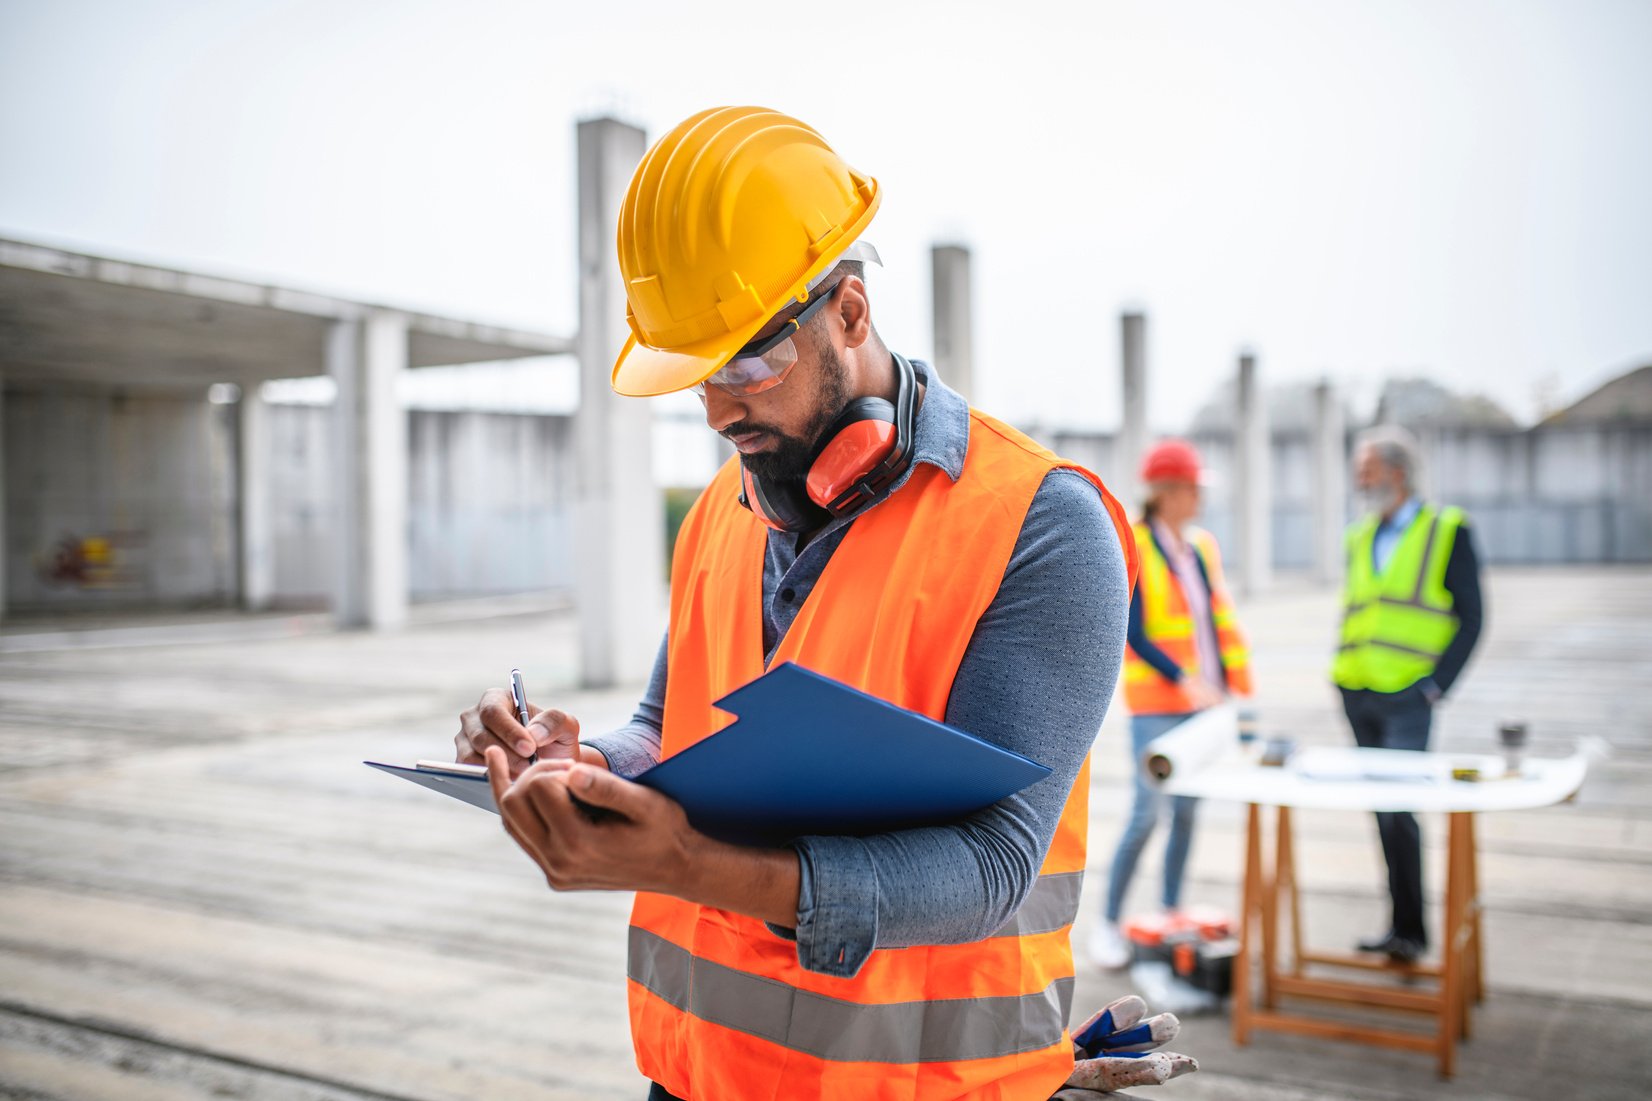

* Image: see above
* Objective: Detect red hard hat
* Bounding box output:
[1140,439,1205,485]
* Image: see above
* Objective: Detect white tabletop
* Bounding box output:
[1161,745,1587,813]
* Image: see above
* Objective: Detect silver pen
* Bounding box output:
[510,668,537,765]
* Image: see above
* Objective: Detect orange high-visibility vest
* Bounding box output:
[628,409,1136,1101]
[1122,522,1252,715]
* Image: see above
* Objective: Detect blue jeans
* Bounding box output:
[1103,713,1200,922]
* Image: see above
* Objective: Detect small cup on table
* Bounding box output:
[1497,721,1529,777]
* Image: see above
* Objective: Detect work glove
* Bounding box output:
[1050,994,1199,1096]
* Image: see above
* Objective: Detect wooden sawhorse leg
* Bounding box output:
[1232,803,1265,1046]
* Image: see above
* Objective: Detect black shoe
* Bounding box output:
[1385,936,1426,963]
[1357,930,1401,953]
[1356,931,1427,960]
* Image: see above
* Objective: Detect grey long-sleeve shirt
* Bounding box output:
[587,360,1129,978]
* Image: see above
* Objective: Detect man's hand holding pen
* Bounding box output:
[454,684,588,778]
[458,668,633,843]
[463,669,801,926]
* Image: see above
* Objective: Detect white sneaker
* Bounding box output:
[1087,921,1132,970]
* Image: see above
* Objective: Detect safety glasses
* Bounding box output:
[691,281,843,399]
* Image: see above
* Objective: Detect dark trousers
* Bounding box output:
[1340,684,1434,944]
[647,1084,684,1101]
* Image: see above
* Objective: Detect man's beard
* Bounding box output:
[1359,484,1402,516]
[731,341,853,485]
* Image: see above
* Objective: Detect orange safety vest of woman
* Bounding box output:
[1121,440,1254,713]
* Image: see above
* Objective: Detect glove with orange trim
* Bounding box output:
[1051,995,1199,1095]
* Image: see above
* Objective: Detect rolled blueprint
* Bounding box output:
[1141,705,1237,786]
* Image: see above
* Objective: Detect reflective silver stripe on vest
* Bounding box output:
[990,871,1085,938]
[1337,639,1445,659]
[1378,595,1449,612]
[1409,509,1444,603]
[1347,595,1458,615]
[1342,508,1452,618]
[628,926,1075,1064]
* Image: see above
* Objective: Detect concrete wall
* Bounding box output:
[3,386,237,610]
[1044,431,1122,503]
[406,409,575,599]
[1043,427,1317,568]
[2,388,579,612]
[9,387,1646,617]
[262,402,578,605]
[1042,421,1652,567]
[1184,428,1318,572]
[265,400,334,602]
[1435,425,1652,563]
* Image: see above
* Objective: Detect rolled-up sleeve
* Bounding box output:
[787,469,1130,976]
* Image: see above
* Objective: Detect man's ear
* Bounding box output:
[834,276,872,350]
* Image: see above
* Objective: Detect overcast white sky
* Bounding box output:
[2,0,1648,429]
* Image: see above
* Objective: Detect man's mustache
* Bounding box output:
[722,421,781,443]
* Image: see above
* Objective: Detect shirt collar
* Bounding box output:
[902,355,968,484]
[1149,517,1185,556]
[1383,496,1422,532]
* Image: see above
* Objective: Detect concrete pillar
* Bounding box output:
[329,310,409,630]
[1235,350,1272,595]
[1118,312,1148,511]
[931,244,974,403]
[575,116,662,688]
[238,384,275,611]
[1311,379,1346,585]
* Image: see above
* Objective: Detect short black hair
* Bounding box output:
[832,259,865,285]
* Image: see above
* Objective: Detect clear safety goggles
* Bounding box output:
[692,241,881,398]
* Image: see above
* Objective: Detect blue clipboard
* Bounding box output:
[367,661,1051,845]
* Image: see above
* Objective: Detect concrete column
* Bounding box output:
[1235,350,1272,595]
[575,116,661,688]
[1311,379,1346,585]
[1119,312,1148,510]
[238,384,275,611]
[329,310,409,630]
[931,244,974,403]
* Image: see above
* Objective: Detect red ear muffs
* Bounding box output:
[806,396,897,513]
[738,352,918,532]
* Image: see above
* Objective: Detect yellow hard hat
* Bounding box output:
[611,106,881,397]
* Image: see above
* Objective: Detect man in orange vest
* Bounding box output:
[454,107,1194,1099]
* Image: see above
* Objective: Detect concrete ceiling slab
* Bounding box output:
[0,239,573,388]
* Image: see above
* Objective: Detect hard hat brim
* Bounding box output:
[610,238,883,397]
[1143,470,1215,488]
[611,331,749,398]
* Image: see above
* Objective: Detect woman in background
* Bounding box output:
[1090,439,1253,969]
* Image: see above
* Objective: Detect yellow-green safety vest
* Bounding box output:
[1332,503,1463,693]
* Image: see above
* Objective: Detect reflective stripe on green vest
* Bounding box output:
[1331,504,1463,692]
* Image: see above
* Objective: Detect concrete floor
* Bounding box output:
[1,568,1648,1100]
